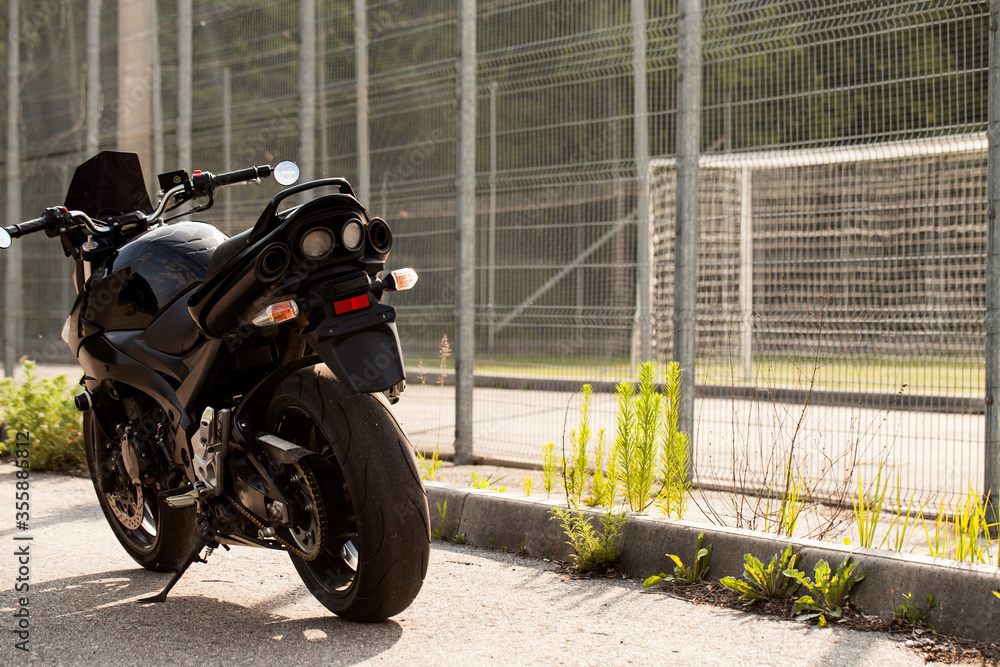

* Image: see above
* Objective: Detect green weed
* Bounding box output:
[720,546,801,604]
[923,486,998,564]
[432,501,448,540]
[643,531,713,587]
[655,362,689,518]
[550,504,628,573]
[590,428,614,507]
[416,446,442,482]
[565,385,592,503]
[853,460,890,548]
[776,463,805,538]
[613,381,640,510]
[894,593,935,629]
[542,441,557,498]
[884,476,925,552]
[470,470,506,492]
[784,556,865,626]
[522,477,534,497]
[0,360,83,471]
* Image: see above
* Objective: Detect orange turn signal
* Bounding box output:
[251,299,300,327]
[390,268,418,291]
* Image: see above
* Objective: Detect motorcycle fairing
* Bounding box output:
[64,151,153,217]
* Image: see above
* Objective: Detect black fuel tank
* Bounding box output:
[85,222,226,331]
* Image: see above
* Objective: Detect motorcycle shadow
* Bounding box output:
[35,568,404,663]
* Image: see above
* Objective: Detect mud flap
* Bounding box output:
[303,322,405,393]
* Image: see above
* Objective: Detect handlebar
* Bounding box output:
[1,163,276,248]
[4,207,76,240]
[7,216,49,238]
[211,165,272,189]
[147,163,274,223]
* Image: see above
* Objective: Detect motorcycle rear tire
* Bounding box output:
[266,365,430,622]
[84,411,198,571]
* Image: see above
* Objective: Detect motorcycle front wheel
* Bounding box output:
[266,365,430,622]
[84,411,198,571]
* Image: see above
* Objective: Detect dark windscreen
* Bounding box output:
[64,151,152,217]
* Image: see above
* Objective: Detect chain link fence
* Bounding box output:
[0,0,993,506]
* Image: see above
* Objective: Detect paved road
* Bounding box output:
[0,467,937,665]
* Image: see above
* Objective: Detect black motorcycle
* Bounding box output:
[0,151,430,621]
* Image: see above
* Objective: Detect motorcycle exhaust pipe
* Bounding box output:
[367,217,393,260]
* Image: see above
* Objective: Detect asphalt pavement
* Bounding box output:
[0,466,938,666]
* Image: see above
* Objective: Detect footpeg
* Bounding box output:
[164,489,199,508]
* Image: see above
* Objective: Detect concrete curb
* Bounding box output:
[426,482,1000,644]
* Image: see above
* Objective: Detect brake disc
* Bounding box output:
[107,479,144,530]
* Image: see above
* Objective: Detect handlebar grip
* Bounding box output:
[211,165,272,189]
[8,216,49,238]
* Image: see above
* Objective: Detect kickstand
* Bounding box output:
[138,529,219,604]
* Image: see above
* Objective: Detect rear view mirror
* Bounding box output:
[274,161,300,186]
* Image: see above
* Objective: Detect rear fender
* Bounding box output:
[301,300,405,393]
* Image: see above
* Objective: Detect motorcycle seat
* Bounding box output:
[205,227,253,279]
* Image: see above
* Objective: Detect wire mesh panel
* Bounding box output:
[652,138,989,503]
[0,0,994,509]
[649,0,990,507]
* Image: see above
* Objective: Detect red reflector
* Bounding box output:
[334,294,371,315]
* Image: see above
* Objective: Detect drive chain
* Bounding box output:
[222,458,326,562]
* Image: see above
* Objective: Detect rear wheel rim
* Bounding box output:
[274,406,359,596]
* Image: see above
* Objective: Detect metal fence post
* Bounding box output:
[5,0,22,378]
[299,0,316,182]
[118,0,152,179]
[487,80,497,355]
[177,0,191,168]
[454,0,477,464]
[355,0,370,204]
[150,0,164,182]
[739,167,753,380]
[632,0,652,366]
[986,0,1000,524]
[85,0,101,157]
[674,0,702,453]
[222,67,232,224]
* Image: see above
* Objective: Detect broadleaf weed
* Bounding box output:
[720,546,800,604]
[643,531,713,587]
[785,556,865,625]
